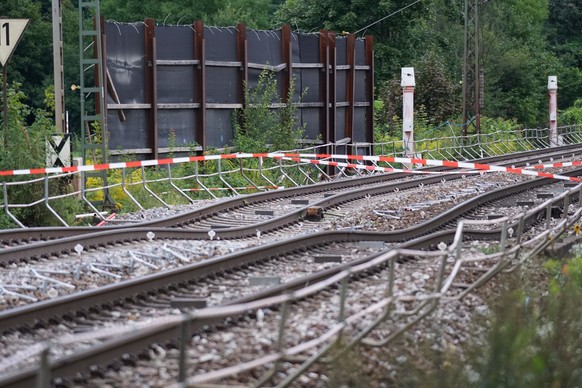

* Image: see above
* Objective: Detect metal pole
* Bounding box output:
[2,65,7,135]
[548,76,558,147]
[401,67,415,163]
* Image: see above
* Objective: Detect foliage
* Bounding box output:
[233,70,305,153]
[0,83,83,227]
[0,1,53,113]
[561,99,582,126]
[401,254,582,387]
[101,0,273,28]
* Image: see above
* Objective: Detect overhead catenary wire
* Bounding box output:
[354,0,424,36]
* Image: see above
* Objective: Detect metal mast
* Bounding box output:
[78,0,111,207]
[461,0,481,136]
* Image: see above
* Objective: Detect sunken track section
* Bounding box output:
[0,169,581,387]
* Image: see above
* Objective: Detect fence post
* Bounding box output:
[548,76,558,147]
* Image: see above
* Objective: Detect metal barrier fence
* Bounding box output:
[1,124,581,228]
[3,180,581,385]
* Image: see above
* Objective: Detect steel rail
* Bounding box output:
[0,167,580,387]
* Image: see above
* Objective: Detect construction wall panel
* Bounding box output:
[104,21,373,158]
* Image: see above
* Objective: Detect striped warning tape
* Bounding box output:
[523,160,582,169]
[266,153,582,182]
[0,153,258,176]
[0,152,580,182]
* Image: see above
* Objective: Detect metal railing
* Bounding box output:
[1,125,581,228]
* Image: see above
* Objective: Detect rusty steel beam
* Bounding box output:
[328,32,337,145]
[319,30,330,144]
[365,35,374,144]
[144,18,158,160]
[236,23,248,107]
[194,21,206,150]
[345,34,356,142]
[281,24,292,103]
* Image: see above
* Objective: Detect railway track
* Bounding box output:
[1,146,582,267]
[2,144,582,248]
[0,166,580,386]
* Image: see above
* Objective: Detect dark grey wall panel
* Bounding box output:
[206,27,238,61]
[157,66,195,103]
[156,26,194,59]
[302,108,320,140]
[157,110,196,148]
[336,71,347,101]
[105,23,146,104]
[354,108,367,142]
[298,34,319,62]
[300,69,320,103]
[355,39,366,65]
[206,109,234,148]
[107,110,149,149]
[336,37,347,65]
[335,108,346,140]
[355,72,367,101]
[206,67,239,103]
[248,30,282,65]
[105,22,372,155]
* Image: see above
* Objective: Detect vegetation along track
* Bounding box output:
[0,166,580,386]
[2,145,582,257]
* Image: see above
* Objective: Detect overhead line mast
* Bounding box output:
[461,0,483,136]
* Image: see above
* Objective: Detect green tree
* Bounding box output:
[0,1,53,115]
[101,0,273,29]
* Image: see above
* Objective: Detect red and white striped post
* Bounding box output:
[401,67,415,160]
[548,76,558,147]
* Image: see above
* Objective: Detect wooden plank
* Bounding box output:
[292,63,324,69]
[156,59,199,66]
[108,103,151,109]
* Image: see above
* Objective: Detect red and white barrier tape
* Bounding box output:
[523,160,582,169]
[0,152,580,182]
[263,153,581,182]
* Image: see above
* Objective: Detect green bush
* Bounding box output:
[0,83,83,227]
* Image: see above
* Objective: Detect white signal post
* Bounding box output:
[548,76,558,147]
[401,67,415,162]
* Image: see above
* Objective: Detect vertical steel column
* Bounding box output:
[548,76,558,147]
[194,21,206,150]
[365,35,375,145]
[281,25,292,103]
[345,34,356,143]
[144,18,158,159]
[319,30,330,145]
[328,32,336,146]
[236,23,248,107]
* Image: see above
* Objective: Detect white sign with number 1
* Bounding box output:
[0,19,30,66]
